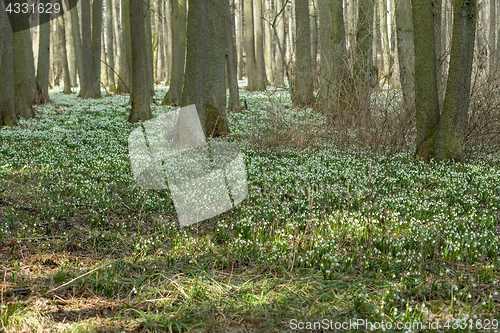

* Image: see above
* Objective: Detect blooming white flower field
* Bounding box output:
[0,83,498,332]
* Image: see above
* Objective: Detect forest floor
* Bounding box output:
[0,82,499,332]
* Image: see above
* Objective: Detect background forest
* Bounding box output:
[1,0,500,332]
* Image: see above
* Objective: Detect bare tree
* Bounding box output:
[128,0,153,122]
[181,0,209,133]
[36,0,51,104]
[106,0,115,88]
[293,0,315,105]
[0,1,17,126]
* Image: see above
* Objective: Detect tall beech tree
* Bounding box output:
[128,0,153,122]
[163,0,187,106]
[92,0,103,93]
[244,0,265,91]
[79,0,100,98]
[181,0,209,132]
[57,14,72,94]
[395,0,415,112]
[36,0,51,104]
[293,0,315,106]
[0,1,16,126]
[413,0,477,161]
[12,1,36,119]
[206,0,229,136]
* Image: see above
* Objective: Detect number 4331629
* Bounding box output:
[5,1,61,14]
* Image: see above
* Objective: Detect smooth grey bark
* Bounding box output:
[329,0,349,119]
[355,0,375,83]
[435,0,477,161]
[395,0,415,112]
[412,0,440,158]
[227,0,241,111]
[80,0,99,98]
[316,0,333,110]
[379,0,390,77]
[181,0,209,133]
[154,0,165,82]
[434,0,445,105]
[373,0,382,74]
[69,0,85,89]
[92,0,103,94]
[489,0,496,69]
[236,0,244,79]
[112,0,121,78]
[264,0,274,84]
[163,0,187,105]
[254,0,267,85]
[244,0,264,90]
[310,0,318,80]
[66,8,77,87]
[0,1,17,126]
[117,0,132,93]
[145,3,155,98]
[128,0,153,123]
[348,0,357,52]
[352,0,376,113]
[36,2,51,104]
[12,11,36,119]
[275,0,286,86]
[165,0,173,83]
[206,0,229,137]
[293,0,315,105]
[58,14,72,94]
[106,0,115,88]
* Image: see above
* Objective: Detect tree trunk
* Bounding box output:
[206,0,230,137]
[0,1,17,126]
[69,0,85,90]
[36,2,51,104]
[145,3,155,99]
[227,0,241,111]
[379,0,390,78]
[310,0,318,88]
[412,0,440,158]
[12,11,36,119]
[348,0,357,53]
[254,0,267,85]
[116,0,132,93]
[155,0,165,83]
[92,0,103,94]
[329,0,349,119]
[181,0,209,133]
[275,0,286,87]
[316,0,332,110]
[244,0,265,90]
[66,8,77,87]
[489,0,496,70]
[128,0,153,122]
[58,14,72,94]
[293,0,315,106]
[352,0,376,112]
[165,0,173,83]
[264,0,274,84]
[79,0,99,98]
[163,0,187,105]
[106,0,115,88]
[435,0,477,161]
[434,0,445,106]
[395,0,415,112]
[112,0,121,79]
[236,0,244,80]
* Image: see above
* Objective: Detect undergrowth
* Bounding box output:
[0,81,499,332]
